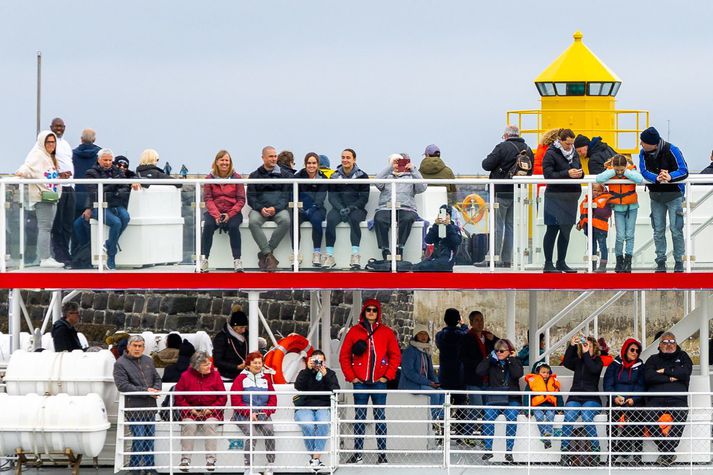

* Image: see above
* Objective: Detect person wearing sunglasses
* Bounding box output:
[603,338,645,465]
[643,331,693,466]
[339,299,401,465]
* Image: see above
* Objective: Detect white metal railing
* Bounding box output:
[4,175,713,273]
[114,389,713,473]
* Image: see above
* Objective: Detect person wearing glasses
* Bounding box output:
[603,338,645,465]
[476,338,523,463]
[643,332,692,466]
[73,148,133,269]
[114,155,137,179]
[339,299,401,465]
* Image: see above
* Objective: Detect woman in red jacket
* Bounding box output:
[200,150,246,273]
[174,351,227,472]
[339,299,401,464]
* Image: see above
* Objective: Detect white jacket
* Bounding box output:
[16,130,62,205]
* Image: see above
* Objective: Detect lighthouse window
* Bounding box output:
[554,82,585,96]
[536,82,556,96]
[600,83,613,95]
[588,83,603,95]
[611,82,621,96]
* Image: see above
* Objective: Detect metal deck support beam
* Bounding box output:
[248,291,260,352]
[528,291,538,365]
[506,292,516,343]
[52,290,62,323]
[320,291,331,356]
[641,291,647,345]
[9,289,21,352]
[309,291,319,347]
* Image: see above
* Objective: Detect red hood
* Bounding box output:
[620,337,642,361]
[359,299,383,325]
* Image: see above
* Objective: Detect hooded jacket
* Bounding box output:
[212,322,248,380]
[374,163,427,212]
[83,163,131,209]
[247,164,293,213]
[482,137,535,193]
[295,168,328,211]
[563,343,603,404]
[644,345,692,405]
[476,347,524,402]
[163,339,196,383]
[174,366,227,421]
[339,299,402,383]
[16,131,61,205]
[230,368,277,417]
[435,324,468,389]
[136,164,181,188]
[424,222,461,263]
[639,140,688,195]
[204,171,246,219]
[584,137,617,175]
[328,164,370,212]
[603,338,645,405]
[419,157,456,194]
[542,144,584,194]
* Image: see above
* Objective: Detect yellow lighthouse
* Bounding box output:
[508,31,648,172]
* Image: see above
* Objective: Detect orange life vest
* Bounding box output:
[606,163,638,206]
[578,194,612,232]
[524,373,561,407]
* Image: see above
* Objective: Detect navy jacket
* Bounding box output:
[644,347,692,405]
[398,344,438,389]
[51,318,83,352]
[424,222,461,263]
[435,324,467,389]
[247,165,293,213]
[328,164,370,211]
[542,145,583,194]
[83,163,131,209]
[295,168,328,211]
[603,356,646,405]
[639,141,688,194]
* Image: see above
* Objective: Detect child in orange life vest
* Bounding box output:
[577,183,613,272]
[596,154,644,273]
[524,362,563,448]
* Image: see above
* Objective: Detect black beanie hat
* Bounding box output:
[640,127,661,145]
[573,134,590,148]
[114,155,130,167]
[444,308,460,326]
[230,310,248,326]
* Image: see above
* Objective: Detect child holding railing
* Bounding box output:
[576,183,613,272]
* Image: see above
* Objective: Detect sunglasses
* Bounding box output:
[661,339,676,345]
[628,347,641,353]
[116,163,128,168]
[365,307,378,313]
[496,349,509,353]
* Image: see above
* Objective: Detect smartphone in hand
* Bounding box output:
[396,158,411,173]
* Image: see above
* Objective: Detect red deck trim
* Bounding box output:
[1,272,713,290]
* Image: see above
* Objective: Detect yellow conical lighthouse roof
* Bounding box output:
[535,31,621,83]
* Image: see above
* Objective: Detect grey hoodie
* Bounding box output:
[375,165,427,212]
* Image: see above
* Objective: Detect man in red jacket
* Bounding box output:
[339,299,401,464]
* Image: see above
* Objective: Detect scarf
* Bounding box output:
[553,139,576,163]
[618,338,641,379]
[227,325,246,343]
[409,341,430,376]
[409,340,431,353]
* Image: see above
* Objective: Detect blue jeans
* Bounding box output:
[295,408,331,455]
[129,423,155,468]
[352,382,387,451]
[463,385,484,436]
[533,407,555,437]
[413,385,445,421]
[591,229,608,262]
[649,195,684,262]
[614,208,637,256]
[483,401,520,451]
[561,400,601,450]
[73,207,130,256]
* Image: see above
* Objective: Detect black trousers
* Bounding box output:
[51,186,75,263]
[645,400,688,454]
[374,209,418,250]
[201,212,242,259]
[325,207,367,247]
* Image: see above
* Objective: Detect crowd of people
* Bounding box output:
[13,118,698,273]
[96,300,699,473]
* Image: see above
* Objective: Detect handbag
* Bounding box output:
[41,190,60,203]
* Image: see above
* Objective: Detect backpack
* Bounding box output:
[365,258,413,272]
[506,142,533,178]
[70,242,92,269]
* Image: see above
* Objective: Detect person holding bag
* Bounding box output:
[476,338,523,463]
[15,130,64,268]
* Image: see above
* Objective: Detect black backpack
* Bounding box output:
[506,142,533,178]
[70,242,92,269]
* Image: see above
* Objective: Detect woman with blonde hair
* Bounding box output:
[200,150,246,272]
[15,131,64,268]
[136,149,180,186]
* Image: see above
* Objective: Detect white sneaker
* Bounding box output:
[233,258,243,272]
[263,462,274,475]
[40,257,64,268]
[199,257,209,273]
[312,252,322,267]
[322,255,336,269]
[350,254,361,270]
[289,253,304,265]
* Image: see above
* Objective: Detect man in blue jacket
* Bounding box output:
[639,126,688,273]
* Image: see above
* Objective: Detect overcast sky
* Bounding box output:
[1,0,712,175]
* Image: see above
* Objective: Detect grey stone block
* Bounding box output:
[160,296,196,315]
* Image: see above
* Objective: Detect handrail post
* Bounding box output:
[97,183,104,272]
[685,181,692,272]
[292,181,300,272]
[586,181,593,273]
[194,180,202,272]
[488,182,496,271]
[19,184,25,269]
[390,181,397,273]
[0,182,6,273]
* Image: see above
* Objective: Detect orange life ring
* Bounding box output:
[461,193,486,225]
[263,334,313,384]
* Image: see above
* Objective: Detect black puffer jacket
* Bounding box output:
[585,137,617,175]
[247,165,294,213]
[482,137,534,193]
[476,352,524,403]
[83,163,131,209]
[295,168,328,210]
[542,145,583,194]
[136,164,182,188]
[212,323,247,380]
[51,318,83,352]
[563,344,603,404]
[644,347,693,405]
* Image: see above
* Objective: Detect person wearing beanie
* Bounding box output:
[435,308,468,428]
[419,144,456,195]
[413,204,462,272]
[318,154,335,178]
[114,155,137,179]
[638,126,689,272]
[574,134,616,175]
[603,338,645,464]
[482,125,534,268]
[211,310,249,380]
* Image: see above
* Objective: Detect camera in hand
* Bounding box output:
[311,357,323,368]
